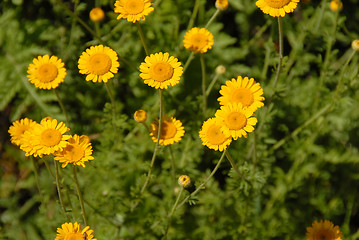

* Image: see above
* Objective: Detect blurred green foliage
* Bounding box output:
[1,0,359,239]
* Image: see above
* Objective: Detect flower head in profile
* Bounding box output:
[256,0,299,17]
[8,118,38,146]
[27,55,66,90]
[90,7,105,22]
[306,220,342,240]
[199,118,232,151]
[183,27,214,54]
[20,117,70,157]
[215,103,257,140]
[218,76,264,111]
[216,0,229,10]
[134,109,147,123]
[150,115,185,145]
[54,135,94,168]
[78,45,120,83]
[140,52,183,89]
[114,0,154,23]
[55,222,97,240]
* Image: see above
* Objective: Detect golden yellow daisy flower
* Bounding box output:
[256,0,299,17]
[215,103,257,140]
[178,175,191,188]
[199,118,232,151]
[78,45,120,83]
[90,7,105,22]
[149,115,185,145]
[134,109,147,123]
[27,55,66,90]
[8,118,38,146]
[139,52,183,89]
[55,222,97,240]
[114,0,154,23]
[183,27,214,54]
[54,134,94,168]
[216,0,229,10]
[20,118,70,157]
[306,220,342,240]
[351,40,359,51]
[218,76,265,111]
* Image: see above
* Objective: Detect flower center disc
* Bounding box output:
[64,232,85,240]
[37,63,58,83]
[191,33,207,50]
[207,124,227,145]
[231,88,254,107]
[225,112,247,130]
[88,53,112,75]
[40,129,62,147]
[160,121,177,139]
[315,230,334,240]
[125,0,145,14]
[66,144,85,162]
[265,0,291,8]
[150,62,174,82]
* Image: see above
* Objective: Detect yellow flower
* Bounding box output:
[114,0,154,23]
[20,117,70,157]
[178,175,191,188]
[54,134,94,168]
[218,76,265,111]
[78,45,120,83]
[90,7,105,22]
[199,118,232,151]
[55,222,97,240]
[215,0,229,10]
[306,220,342,240]
[215,103,257,140]
[134,109,147,123]
[351,40,359,51]
[27,55,66,90]
[139,52,183,89]
[330,0,342,12]
[8,118,38,146]
[150,115,185,145]
[256,0,299,17]
[183,27,214,54]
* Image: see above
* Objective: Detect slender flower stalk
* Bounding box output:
[200,54,207,115]
[175,150,227,211]
[53,89,70,128]
[31,156,44,203]
[73,165,88,226]
[43,157,55,179]
[187,0,201,30]
[169,145,176,183]
[163,187,184,239]
[182,52,195,74]
[206,73,220,97]
[224,150,244,179]
[105,82,117,133]
[137,22,150,55]
[205,9,220,29]
[54,160,70,221]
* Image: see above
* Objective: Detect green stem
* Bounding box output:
[187,0,201,30]
[314,0,327,33]
[175,150,226,211]
[54,160,70,221]
[334,50,356,99]
[206,73,220,97]
[163,187,184,239]
[43,157,55,179]
[169,145,176,183]
[200,54,207,115]
[31,157,44,203]
[182,52,195,74]
[204,9,220,29]
[136,22,150,55]
[225,150,244,179]
[73,166,88,226]
[105,82,117,133]
[54,89,70,128]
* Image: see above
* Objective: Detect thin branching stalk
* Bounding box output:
[31,156,44,203]
[200,54,207,115]
[187,0,201,30]
[54,160,70,221]
[182,52,195,74]
[175,150,227,211]
[169,145,176,184]
[104,82,117,133]
[163,187,184,239]
[43,157,55,179]
[206,73,220,97]
[136,22,150,55]
[73,166,88,226]
[54,89,70,128]
[205,9,220,29]
[334,50,356,99]
[225,150,244,179]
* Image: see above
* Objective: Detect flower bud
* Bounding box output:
[215,65,226,75]
[178,175,191,188]
[329,0,342,12]
[215,0,228,11]
[90,8,105,22]
[134,110,147,123]
[351,40,359,52]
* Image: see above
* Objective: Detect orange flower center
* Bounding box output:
[37,63,58,83]
[40,129,62,147]
[231,88,254,107]
[264,0,291,8]
[160,121,177,140]
[88,53,112,75]
[314,230,335,240]
[207,124,228,145]
[64,232,85,240]
[125,0,145,14]
[225,112,247,130]
[191,33,208,50]
[66,144,85,162]
[150,62,174,82]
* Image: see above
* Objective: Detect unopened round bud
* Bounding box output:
[215,65,226,75]
[330,0,342,12]
[134,110,147,123]
[215,0,228,11]
[90,8,105,22]
[178,175,191,188]
[351,40,359,52]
